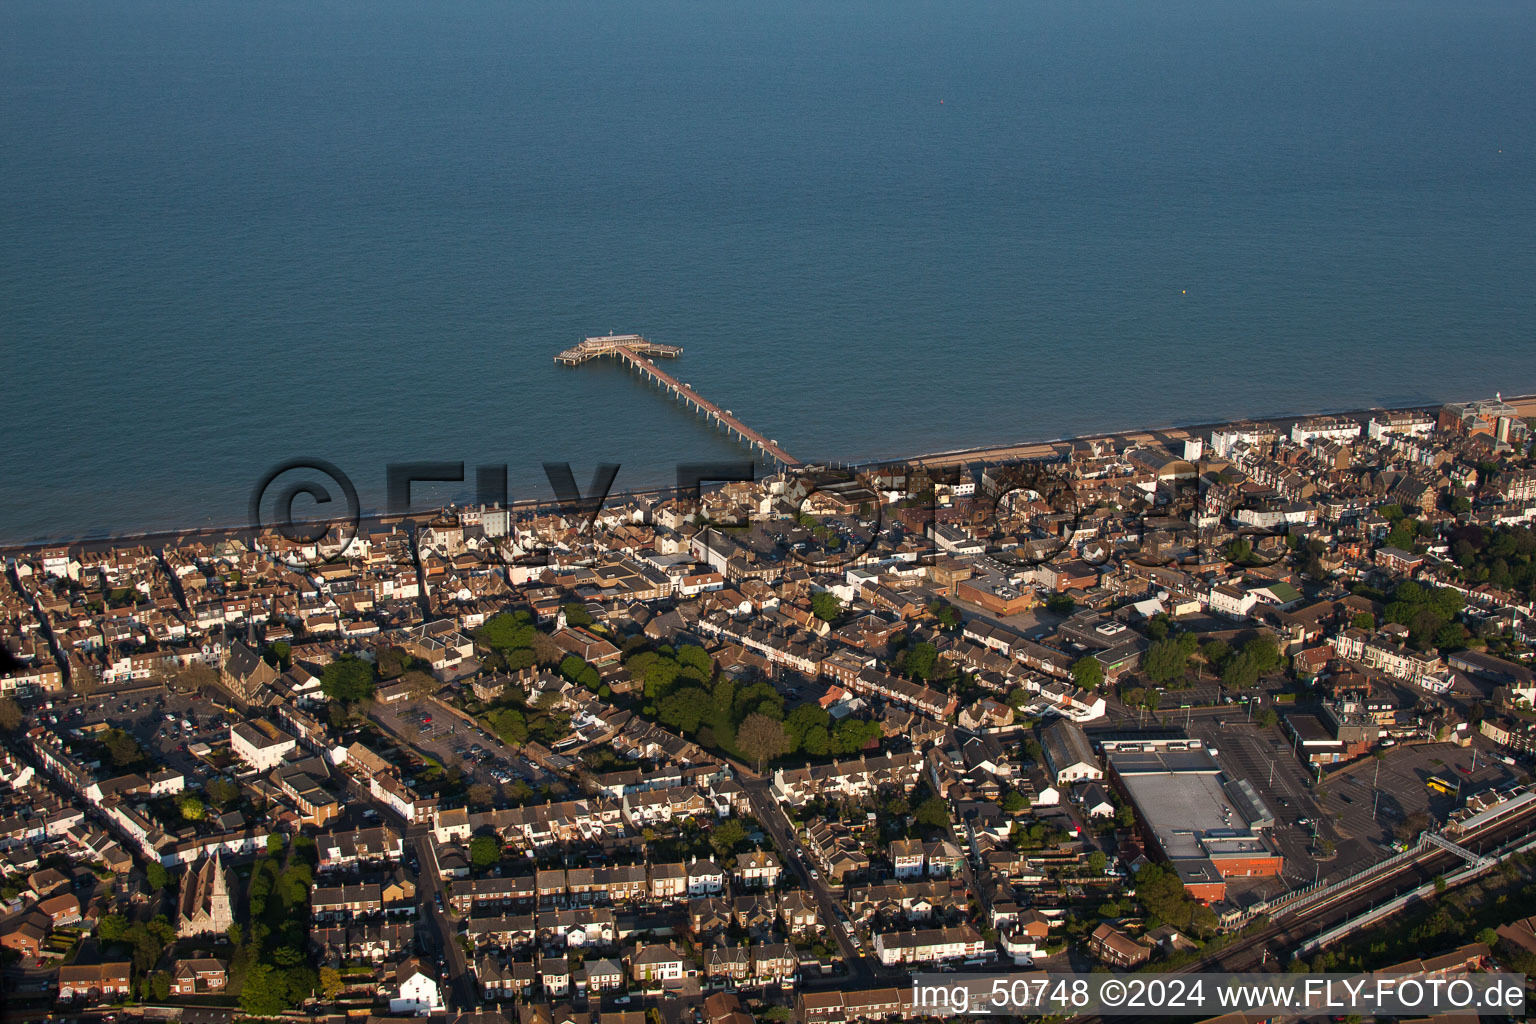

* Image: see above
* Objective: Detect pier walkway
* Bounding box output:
[556,334,799,468]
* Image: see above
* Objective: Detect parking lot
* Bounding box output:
[371,698,554,792]
[57,687,235,784]
[1320,740,1517,844]
[1195,719,1328,882]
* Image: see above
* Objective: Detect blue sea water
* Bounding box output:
[3,0,1535,543]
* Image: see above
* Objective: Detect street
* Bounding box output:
[412,832,477,1010]
[739,775,880,986]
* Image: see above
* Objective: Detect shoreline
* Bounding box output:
[3,391,1533,557]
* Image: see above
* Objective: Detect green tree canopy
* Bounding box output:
[899,642,940,681]
[710,819,748,860]
[374,645,410,679]
[1071,656,1104,690]
[1143,638,1189,685]
[206,776,240,807]
[810,591,843,622]
[915,796,951,830]
[783,703,831,751]
[469,834,501,869]
[320,655,376,703]
[658,688,710,734]
[103,728,143,768]
[478,611,536,652]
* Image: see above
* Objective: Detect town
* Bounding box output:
[2,394,1536,1024]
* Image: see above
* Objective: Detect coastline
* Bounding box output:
[3,391,1533,557]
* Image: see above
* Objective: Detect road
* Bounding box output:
[412,833,477,1011]
[738,774,878,986]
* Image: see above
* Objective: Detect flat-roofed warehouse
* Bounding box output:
[1106,746,1282,902]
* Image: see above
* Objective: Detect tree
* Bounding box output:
[642,658,681,700]
[1385,521,1417,552]
[563,602,594,628]
[1087,851,1108,874]
[485,707,529,746]
[900,642,939,682]
[98,913,128,942]
[240,963,292,1016]
[810,591,842,623]
[1001,790,1027,813]
[320,966,345,1000]
[1143,638,1188,686]
[1222,538,1253,565]
[151,970,171,1001]
[529,631,564,665]
[401,669,439,701]
[658,688,709,734]
[930,601,961,629]
[0,697,21,732]
[1222,652,1259,689]
[1352,611,1375,630]
[801,725,830,756]
[710,819,748,860]
[1243,634,1281,674]
[478,611,535,652]
[374,645,409,679]
[915,796,950,830]
[206,776,240,807]
[1071,656,1104,690]
[831,717,880,755]
[320,655,376,703]
[504,648,537,672]
[145,861,168,890]
[178,795,205,821]
[267,833,283,855]
[676,644,713,676]
[737,713,790,770]
[469,834,501,869]
[104,728,142,768]
[467,782,495,807]
[783,703,831,751]
[1046,593,1076,615]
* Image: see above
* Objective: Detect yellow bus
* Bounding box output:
[1426,774,1460,795]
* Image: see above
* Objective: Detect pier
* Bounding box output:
[556,334,800,468]
[555,333,682,365]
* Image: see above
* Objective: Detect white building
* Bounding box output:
[872,925,989,966]
[1208,583,1259,620]
[1290,418,1362,445]
[230,720,297,772]
[389,959,443,1014]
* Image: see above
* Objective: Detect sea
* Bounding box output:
[4,0,1536,544]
